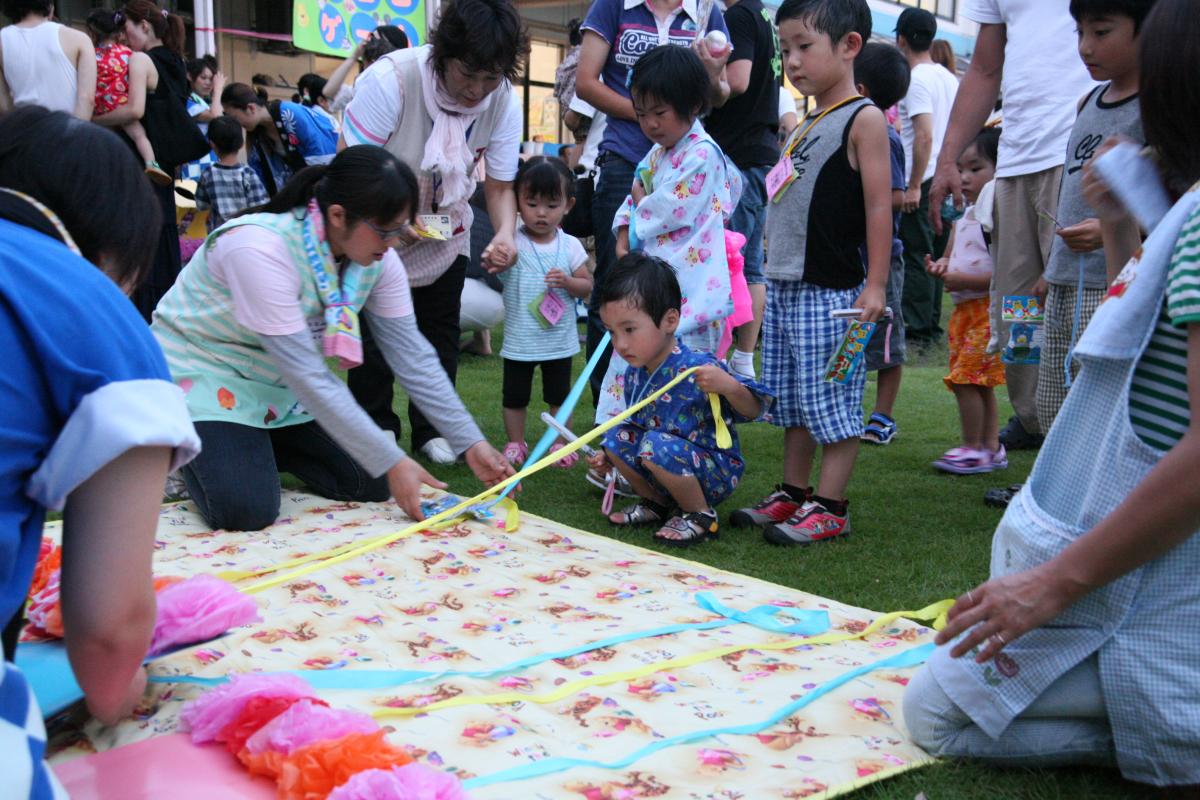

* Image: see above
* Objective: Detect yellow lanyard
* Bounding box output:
[780,94,864,160]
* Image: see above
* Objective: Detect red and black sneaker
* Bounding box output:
[728,485,807,528]
[762,501,850,546]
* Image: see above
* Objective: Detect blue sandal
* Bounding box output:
[863,412,897,445]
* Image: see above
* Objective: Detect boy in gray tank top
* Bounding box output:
[730,0,892,546]
[1035,0,1151,432]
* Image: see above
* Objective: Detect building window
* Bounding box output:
[523,39,563,143]
[889,0,957,22]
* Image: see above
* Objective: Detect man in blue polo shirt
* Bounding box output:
[576,0,729,406]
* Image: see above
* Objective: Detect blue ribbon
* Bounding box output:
[462,642,935,789]
[475,330,612,514]
[149,592,828,690]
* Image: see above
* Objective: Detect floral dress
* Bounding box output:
[596,120,742,422]
[93,42,131,116]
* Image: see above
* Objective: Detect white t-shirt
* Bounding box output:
[206,226,414,337]
[778,87,798,119]
[569,94,607,173]
[341,53,523,182]
[898,62,959,185]
[964,0,1096,178]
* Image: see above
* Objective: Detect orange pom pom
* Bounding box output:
[28,539,61,598]
[275,730,412,800]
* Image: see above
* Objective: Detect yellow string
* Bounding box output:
[238,368,706,594]
[709,393,732,449]
[372,599,953,719]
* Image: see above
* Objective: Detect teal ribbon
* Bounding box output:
[149,592,829,690]
[461,642,935,789]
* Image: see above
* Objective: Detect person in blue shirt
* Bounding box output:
[575,0,732,409]
[0,106,199,798]
[221,81,339,196]
[587,253,773,547]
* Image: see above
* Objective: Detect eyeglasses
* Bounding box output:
[362,219,409,240]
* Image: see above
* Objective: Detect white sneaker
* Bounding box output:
[420,437,457,464]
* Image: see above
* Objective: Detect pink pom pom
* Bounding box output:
[149,575,261,656]
[327,764,470,800]
[243,699,379,756]
[181,672,315,744]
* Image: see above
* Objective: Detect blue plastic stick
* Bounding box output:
[474,330,610,513]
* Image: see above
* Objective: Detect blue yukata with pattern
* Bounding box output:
[602,341,773,506]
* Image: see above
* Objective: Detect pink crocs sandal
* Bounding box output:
[550,441,580,469]
[503,441,528,465]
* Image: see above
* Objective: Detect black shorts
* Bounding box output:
[502,357,573,409]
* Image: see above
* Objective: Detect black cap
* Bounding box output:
[895,8,937,45]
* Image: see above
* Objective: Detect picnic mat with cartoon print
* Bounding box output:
[44,490,939,799]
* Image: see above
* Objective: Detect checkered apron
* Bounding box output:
[928,187,1200,784]
[0,662,68,799]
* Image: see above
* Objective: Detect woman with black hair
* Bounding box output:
[221,80,339,197]
[340,0,528,465]
[91,0,204,321]
[0,107,199,795]
[152,146,514,532]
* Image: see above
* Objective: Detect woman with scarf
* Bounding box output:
[339,0,527,465]
[151,146,514,532]
[0,107,199,796]
[221,81,339,197]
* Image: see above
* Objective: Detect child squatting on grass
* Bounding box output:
[587,254,774,546]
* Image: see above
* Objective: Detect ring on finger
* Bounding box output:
[966,589,974,605]
[992,632,1006,646]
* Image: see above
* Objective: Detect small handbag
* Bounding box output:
[561,168,596,238]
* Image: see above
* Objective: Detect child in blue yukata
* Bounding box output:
[586,253,773,546]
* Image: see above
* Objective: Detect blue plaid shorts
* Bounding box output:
[762,280,867,442]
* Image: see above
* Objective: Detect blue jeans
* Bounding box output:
[181,420,389,531]
[729,164,769,285]
[903,654,1116,768]
[587,152,637,407]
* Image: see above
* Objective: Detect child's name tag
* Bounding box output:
[538,290,567,326]
[766,156,796,204]
[823,320,875,384]
[417,214,452,240]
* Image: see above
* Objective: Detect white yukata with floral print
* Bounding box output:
[596,119,742,422]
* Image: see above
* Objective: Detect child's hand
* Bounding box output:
[1032,276,1048,301]
[586,451,610,472]
[1057,218,1103,252]
[853,284,886,323]
[545,268,569,289]
[693,364,738,396]
[631,180,646,206]
[925,253,949,278]
[615,226,630,259]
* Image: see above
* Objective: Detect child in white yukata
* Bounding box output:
[588,254,773,546]
[597,44,742,423]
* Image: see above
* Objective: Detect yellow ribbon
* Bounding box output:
[372,599,953,719]
[709,393,732,449]
[237,368,707,594]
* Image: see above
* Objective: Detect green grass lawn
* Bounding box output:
[392,328,1150,799]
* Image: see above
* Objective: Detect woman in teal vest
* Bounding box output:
[152,145,513,531]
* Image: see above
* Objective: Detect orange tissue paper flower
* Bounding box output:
[29,539,61,598]
[275,730,412,800]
